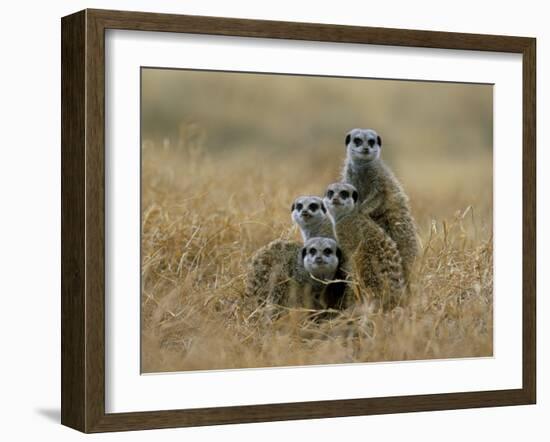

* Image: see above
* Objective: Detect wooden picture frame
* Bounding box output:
[61,8,536,433]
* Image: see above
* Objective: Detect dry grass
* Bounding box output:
[141,142,493,373]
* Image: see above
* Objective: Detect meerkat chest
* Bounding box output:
[344,167,370,201]
[346,163,388,207]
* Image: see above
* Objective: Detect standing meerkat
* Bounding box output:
[291,195,334,241]
[341,128,419,284]
[323,182,405,310]
[245,237,346,311]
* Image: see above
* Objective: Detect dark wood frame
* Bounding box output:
[61,8,536,433]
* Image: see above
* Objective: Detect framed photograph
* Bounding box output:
[61,9,536,433]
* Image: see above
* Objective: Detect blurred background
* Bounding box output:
[141,68,492,226]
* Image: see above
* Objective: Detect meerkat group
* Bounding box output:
[245,127,419,314]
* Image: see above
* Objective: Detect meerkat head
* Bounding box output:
[301,237,342,282]
[323,182,359,222]
[345,128,382,163]
[291,196,328,238]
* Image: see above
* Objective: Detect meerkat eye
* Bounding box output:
[296,203,303,211]
[309,248,317,256]
[340,190,349,200]
[309,203,319,212]
[353,137,362,146]
[323,248,333,256]
[326,190,334,199]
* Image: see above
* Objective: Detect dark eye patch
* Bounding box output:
[323,248,333,256]
[309,203,319,212]
[309,248,317,256]
[326,190,334,199]
[296,203,303,211]
[340,190,349,199]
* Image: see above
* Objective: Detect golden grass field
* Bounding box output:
[141,70,493,373]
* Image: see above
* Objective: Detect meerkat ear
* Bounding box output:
[352,190,358,203]
[320,202,327,213]
[345,134,351,146]
[336,248,343,261]
[377,135,382,147]
[291,203,295,212]
[301,248,307,259]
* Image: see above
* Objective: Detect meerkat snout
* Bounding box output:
[291,196,333,241]
[323,183,359,222]
[345,128,382,162]
[291,196,324,219]
[301,237,342,282]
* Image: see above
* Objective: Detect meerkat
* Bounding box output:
[323,182,405,310]
[245,237,346,312]
[341,128,419,284]
[301,237,347,310]
[291,196,334,241]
